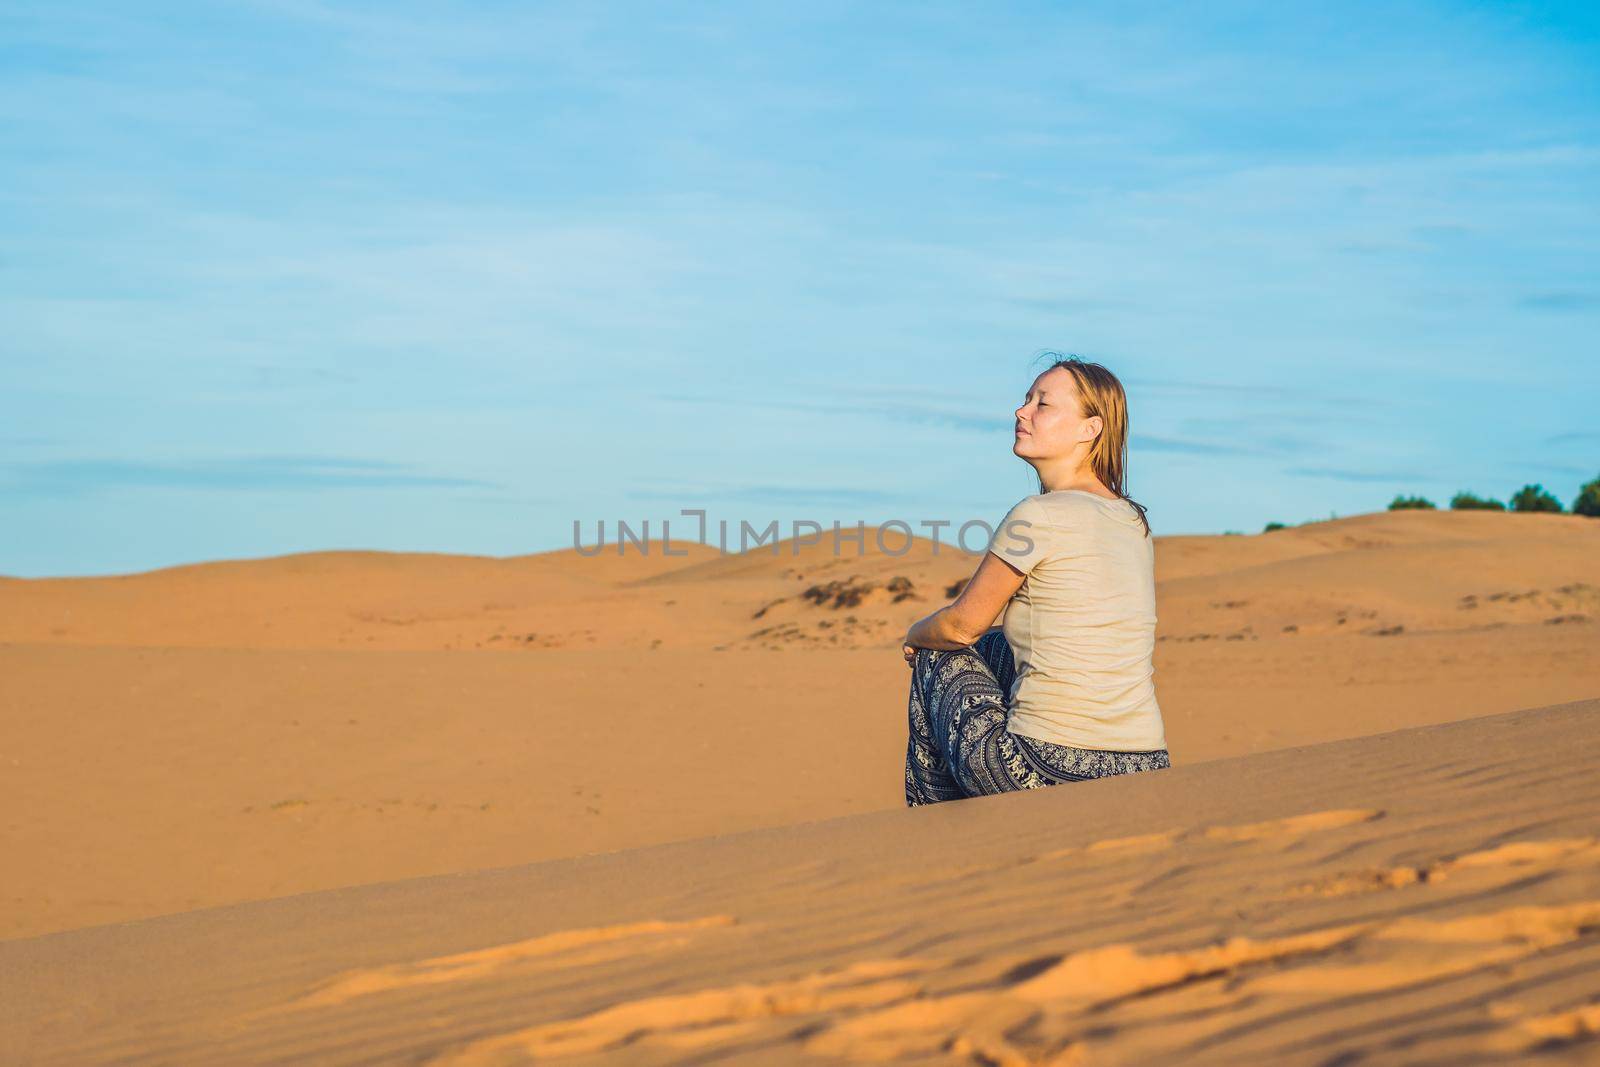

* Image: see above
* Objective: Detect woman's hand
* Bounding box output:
[903,641,917,667]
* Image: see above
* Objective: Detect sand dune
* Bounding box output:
[1,508,1596,943]
[4,509,1595,653]
[4,697,1597,1064]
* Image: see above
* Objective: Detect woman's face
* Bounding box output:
[1013,367,1095,460]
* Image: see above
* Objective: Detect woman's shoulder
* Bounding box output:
[998,493,1076,534]
[1030,490,1117,514]
[999,491,1147,531]
[1032,491,1151,536]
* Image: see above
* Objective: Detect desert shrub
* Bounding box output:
[1449,491,1506,510]
[1509,484,1564,513]
[1263,521,1287,532]
[1571,473,1600,518]
[1388,494,1436,510]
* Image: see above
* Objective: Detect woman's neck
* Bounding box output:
[1040,474,1114,497]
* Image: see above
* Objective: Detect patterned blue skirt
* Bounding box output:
[905,629,1171,806]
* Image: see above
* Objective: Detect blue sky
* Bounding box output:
[3,1,1598,577]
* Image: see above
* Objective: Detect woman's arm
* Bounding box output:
[903,549,1027,652]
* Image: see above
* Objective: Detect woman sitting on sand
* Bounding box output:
[902,355,1172,805]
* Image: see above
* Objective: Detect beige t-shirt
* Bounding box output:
[985,490,1167,752]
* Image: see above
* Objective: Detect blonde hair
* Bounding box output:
[1032,353,1152,538]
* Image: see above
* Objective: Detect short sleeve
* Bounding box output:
[987,496,1052,575]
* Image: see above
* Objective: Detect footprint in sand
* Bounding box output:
[1287,837,1600,899]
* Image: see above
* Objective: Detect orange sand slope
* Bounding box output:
[1,508,1598,943]
[5,697,1599,1066]
[3,508,1597,653]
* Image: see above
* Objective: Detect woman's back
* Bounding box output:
[986,489,1167,752]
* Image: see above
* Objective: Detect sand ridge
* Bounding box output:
[1,508,1597,942]
[3,509,1595,654]
[4,698,1598,1064]
[3,509,1598,1062]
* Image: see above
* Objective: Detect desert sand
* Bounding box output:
[5,697,1599,1064]
[3,507,1598,1062]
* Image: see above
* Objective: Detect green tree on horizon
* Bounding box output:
[1509,483,1564,513]
[1573,473,1600,518]
[1449,490,1506,510]
[1388,494,1436,510]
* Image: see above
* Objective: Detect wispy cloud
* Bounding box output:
[1283,466,1430,483]
[1133,435,1261,457]
[245,364,360,389]
[1007,295,1135,314]
[1120,378,1388,408]
[0,456,495,497]
[1543,431,1600,446]
[1497,459,1597,478]
[655,377,1375,442]
[623,483,920,506]
[1518,291,1600,312]
[654,392,1008,434]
